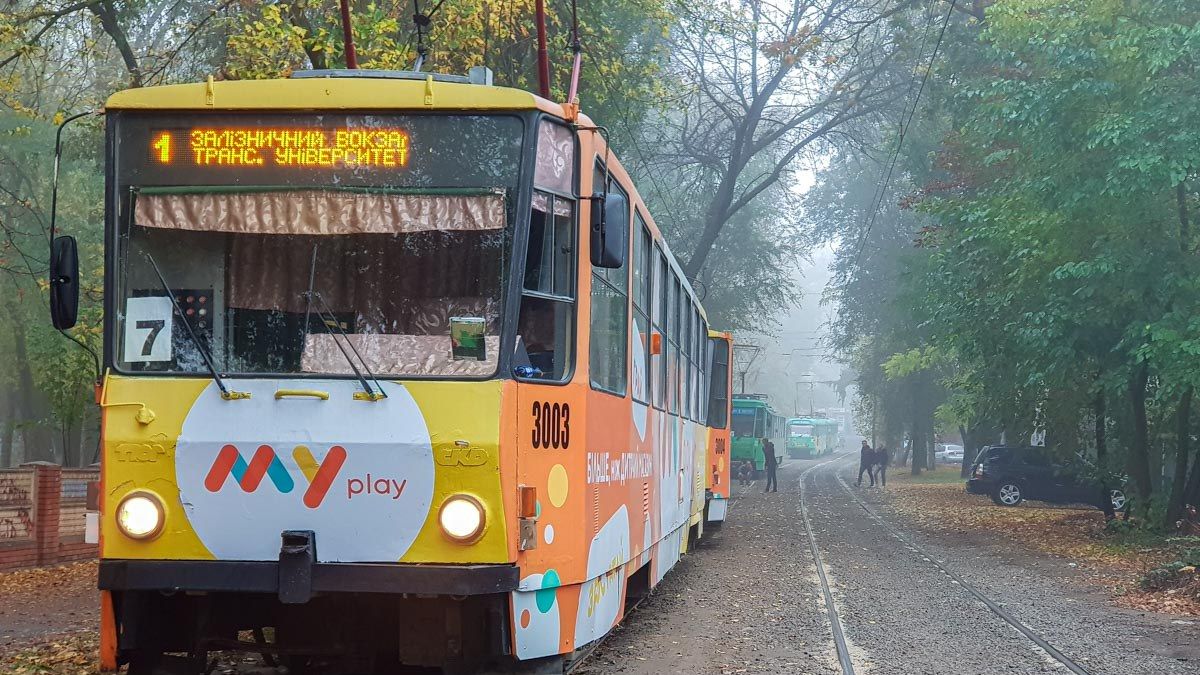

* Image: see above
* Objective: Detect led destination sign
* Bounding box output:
[150,127,411,169]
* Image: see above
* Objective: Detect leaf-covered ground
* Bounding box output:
[0,633,101,675]
[883,469,1200,617]
[0,561,101,674]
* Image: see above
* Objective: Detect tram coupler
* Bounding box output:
[279,530,317,604]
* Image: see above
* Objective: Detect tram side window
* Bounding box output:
[516,191,575,381]
[674,279,686,418]
[653,250,667,409]
[696,311,707,425]
[693,310,702,420]
[589,164,629,395]
[631,214,652,404]
[707,337,729,428]
[666,274,678,414]
[682,300,692,420]
[691,307,701,421]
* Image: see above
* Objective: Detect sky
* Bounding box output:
[736,241,850,426]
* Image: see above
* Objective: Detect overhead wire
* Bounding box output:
[850,0,958,269]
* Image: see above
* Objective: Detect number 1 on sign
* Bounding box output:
[152,132,172,164]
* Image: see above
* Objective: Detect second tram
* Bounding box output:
[786,417,841,458]
[730,396,787,475]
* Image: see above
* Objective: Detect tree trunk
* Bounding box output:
[959,424,972,478]
[1167,387,1194,525]
[1127,362,1153,501]
[1095,388,1116,521]
[7,300,54,463]
[1185,439,1200,507]
[910,413,924,475]
[0,388,13,468]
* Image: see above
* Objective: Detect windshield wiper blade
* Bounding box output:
[305,292,388,401]
[144,252,249,401]
[302,244,387,401]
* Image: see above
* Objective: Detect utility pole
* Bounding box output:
[733,344,761,394]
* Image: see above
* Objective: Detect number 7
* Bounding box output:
[137,319,165,356]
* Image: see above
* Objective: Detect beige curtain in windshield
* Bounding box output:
[133,190,505,235]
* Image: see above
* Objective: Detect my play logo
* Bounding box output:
[205,444,410,507]
[204,444,346,508]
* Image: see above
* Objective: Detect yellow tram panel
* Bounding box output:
[100,375,512,564]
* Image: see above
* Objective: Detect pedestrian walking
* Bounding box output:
[762,438,779,493]
[857,440,876,487]
[875,445,890,487]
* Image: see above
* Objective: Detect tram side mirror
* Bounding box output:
[590,192,628,269]
[49,235,79,330]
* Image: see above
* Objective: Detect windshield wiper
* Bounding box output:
[144,252,249,401]
[302,244,387,401]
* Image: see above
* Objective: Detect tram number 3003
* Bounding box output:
[531,402,570,449]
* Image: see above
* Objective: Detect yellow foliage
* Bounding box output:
[224,0,670,110]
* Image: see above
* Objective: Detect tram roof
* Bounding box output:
[105,74,567,115]
[733,397,771,408]
[789,417,838,425]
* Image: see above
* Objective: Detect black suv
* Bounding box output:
[966,446,1127,511]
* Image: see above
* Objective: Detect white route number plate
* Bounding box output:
[124,296,174,363]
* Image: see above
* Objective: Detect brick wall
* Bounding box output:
[0,464,99,572]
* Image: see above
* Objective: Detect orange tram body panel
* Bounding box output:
[704,331,734,524]
[86,71,737,674]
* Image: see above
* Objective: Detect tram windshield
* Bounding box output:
[732,408,759,437]
[112,113,523,378]
[790,423,814,437]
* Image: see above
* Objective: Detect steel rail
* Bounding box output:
[830,462,1094,675]
[798,454,858,675]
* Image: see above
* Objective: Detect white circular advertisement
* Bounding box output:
[175,379,434,562]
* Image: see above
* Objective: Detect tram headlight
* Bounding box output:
[439,494,485,543]
[115,491,165,540]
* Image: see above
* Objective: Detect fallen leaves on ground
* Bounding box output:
[883,472,1200,617]
[0,632,100,674]
[0,561,98,597]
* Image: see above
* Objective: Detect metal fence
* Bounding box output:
[59,468,99,541]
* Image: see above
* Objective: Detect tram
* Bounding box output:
[46,68,726,674]
[786,417,841,459]
[703,331,733,523]
[730,396,787,475]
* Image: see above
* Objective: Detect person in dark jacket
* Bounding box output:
[857,440,875,487]
[762,438,778,493]
[875,446,890,487]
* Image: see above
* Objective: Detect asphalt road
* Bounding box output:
[577,455,1200,675]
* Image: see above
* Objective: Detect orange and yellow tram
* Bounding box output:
[47,67,735,673]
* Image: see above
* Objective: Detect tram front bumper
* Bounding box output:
[99,559,519,597]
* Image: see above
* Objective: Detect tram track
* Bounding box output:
[798,454,858,675]
[827,461,1095,675]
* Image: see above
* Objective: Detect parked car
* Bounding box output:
[966,446,1127,511]
[935,444,965,464]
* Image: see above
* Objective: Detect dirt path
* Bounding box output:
[0,561,98,654]
[575,457,840,675]
[582,457,1200,674]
